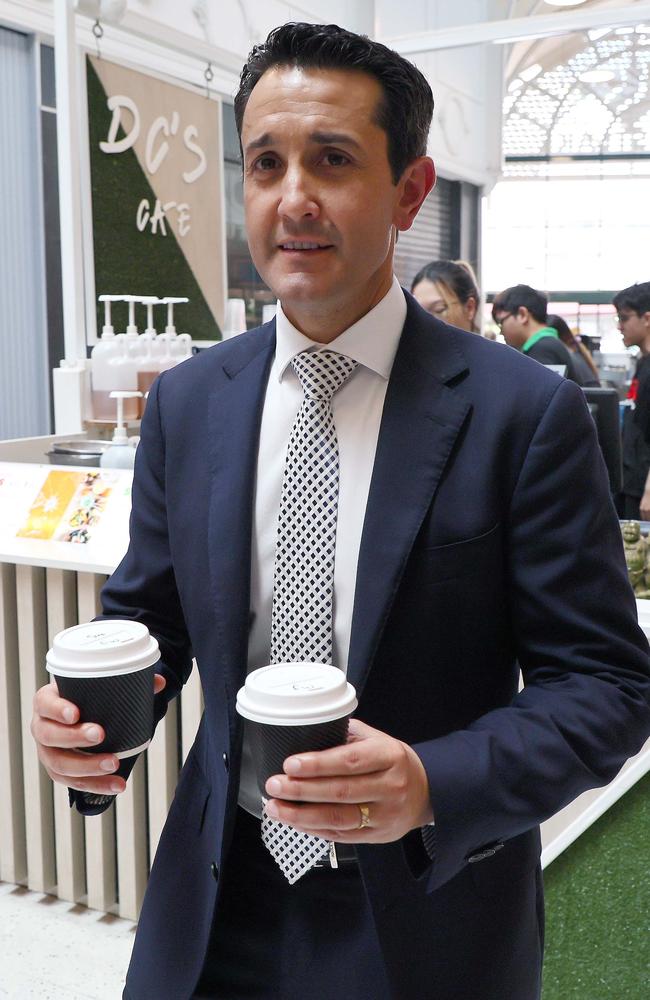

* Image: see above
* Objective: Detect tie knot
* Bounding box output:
[291,350,358,401]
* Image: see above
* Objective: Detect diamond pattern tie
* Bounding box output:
[262,349,358,883]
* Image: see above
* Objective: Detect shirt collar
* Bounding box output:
[522,327,559,353]
[273,276,406,382]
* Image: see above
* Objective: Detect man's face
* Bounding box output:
[241,66,413,333]
[493,308,526,349]
[618,308,650,349]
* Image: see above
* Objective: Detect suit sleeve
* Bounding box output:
[412,377,650,891]
[70,374,193,815]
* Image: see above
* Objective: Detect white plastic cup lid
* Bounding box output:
[46,621,160,678]
[236,662,357,726]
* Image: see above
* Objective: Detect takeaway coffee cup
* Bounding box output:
[236,662,358,796]
[46,621,160,773]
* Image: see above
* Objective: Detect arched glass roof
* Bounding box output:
[504,23,650,158]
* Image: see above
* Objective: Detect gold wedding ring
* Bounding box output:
[357,802,371,830]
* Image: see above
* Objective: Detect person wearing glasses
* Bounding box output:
[492,284,580,383]
[614,281,650,520]
[411,259,481,333]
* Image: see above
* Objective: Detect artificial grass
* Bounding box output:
[542,771,650,999]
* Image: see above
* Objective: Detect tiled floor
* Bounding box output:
[0,882,135,999]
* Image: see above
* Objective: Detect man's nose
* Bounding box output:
[278,168,320,220]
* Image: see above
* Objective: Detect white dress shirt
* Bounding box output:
[238,276,407,816]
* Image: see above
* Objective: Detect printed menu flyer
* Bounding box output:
[0,462,133,571]
[17,470,113,544]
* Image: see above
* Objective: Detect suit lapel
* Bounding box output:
[207,326,275,696]
[347,301,471,696]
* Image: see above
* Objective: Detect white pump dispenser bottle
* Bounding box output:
[100,391,143,469]
[92,295,124,420]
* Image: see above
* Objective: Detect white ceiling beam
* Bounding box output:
[112,11,245,76]
[0,2,244,85]
[383,3,650,53]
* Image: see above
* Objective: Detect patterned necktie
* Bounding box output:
[262,349,358,883]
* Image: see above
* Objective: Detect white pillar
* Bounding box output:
[53,0,87,364]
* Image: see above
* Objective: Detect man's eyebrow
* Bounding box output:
[244,131,363,156]
[245,132,273,155]
[309,131,362,150]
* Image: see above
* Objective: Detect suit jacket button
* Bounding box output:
[467,842,504,863]
[222,752,229,771]
[469,849,495,863]
[211,862,219,882]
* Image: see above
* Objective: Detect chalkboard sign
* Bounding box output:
[86,55,224,341]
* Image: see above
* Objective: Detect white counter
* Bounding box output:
[0,456,132,576]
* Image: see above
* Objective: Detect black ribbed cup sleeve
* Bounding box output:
[247,716,350,796]
[55,664,155,755]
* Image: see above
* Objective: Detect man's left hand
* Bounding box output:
[264,719,434,842]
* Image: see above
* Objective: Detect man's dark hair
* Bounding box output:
[234,22,434,184]
[613,281,650,317]
[492,284,548,325]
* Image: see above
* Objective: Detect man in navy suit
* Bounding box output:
[32,22,650,1000]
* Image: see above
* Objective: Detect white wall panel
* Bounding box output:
[376,0,503,187]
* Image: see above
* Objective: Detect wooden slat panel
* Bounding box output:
[0,562,26,884]
[84,809,117,912]
[46,568,85,903]
[146,698,178,868]
[180,661,203,764]
[77,571,116,913]
[115,752,148,920]
[16,564,55,893]
[75,571,105,625]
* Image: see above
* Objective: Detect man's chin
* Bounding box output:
[270,274,334,306]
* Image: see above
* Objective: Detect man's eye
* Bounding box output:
[323,152,349,166]
[254,155,278,171]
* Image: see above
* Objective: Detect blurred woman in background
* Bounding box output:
[411,259,481,334]
[547,313,600,387]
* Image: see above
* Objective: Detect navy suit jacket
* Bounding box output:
[86,294,650,999]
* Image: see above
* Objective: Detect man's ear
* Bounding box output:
[394,156,436,232]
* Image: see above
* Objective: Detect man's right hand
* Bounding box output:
[31,675,166,797]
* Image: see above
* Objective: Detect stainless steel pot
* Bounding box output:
[46,440,110,467]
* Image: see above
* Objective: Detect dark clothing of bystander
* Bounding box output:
[621,353,650,516]
[570,349,600,388]
[524,331,580,384]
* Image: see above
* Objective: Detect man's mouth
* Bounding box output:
[278,241,333,251]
